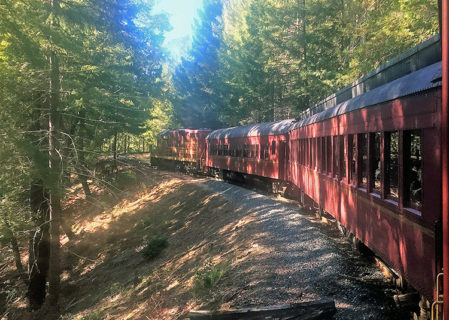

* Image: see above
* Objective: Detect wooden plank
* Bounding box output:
[393,292,420,308]
[185,299,336,320]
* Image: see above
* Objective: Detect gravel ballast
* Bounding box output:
[198,179,403,320]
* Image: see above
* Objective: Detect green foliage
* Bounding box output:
[193,260,230,296]
[172,0,224,129]
[172,0,439,126]
[141,235,168,260]
[0,0,175,304]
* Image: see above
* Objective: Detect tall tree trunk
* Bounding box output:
[27,181,50,310]
[47,1,63,308]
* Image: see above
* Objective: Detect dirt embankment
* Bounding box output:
[2,167,404,320]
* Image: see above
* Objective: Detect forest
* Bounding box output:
[0,0,439,318]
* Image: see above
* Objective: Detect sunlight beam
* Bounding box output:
[152,0,203,62]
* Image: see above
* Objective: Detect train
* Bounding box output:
[152,34,448,318]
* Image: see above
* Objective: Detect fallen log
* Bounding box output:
[185,299,336,320]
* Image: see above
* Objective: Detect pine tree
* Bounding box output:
[173,0,224,129]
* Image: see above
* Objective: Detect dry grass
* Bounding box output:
[1,162,267,320]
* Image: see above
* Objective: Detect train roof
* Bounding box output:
[290,61,442,130]
[207,119,296,140]
[157,128,212,136]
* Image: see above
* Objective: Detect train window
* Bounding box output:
[260,145,270,160]
[370,132,381,194]
[358,133,368,188]
[310,139,314,168]
[304,139,307,166]
[309,139,312,168]
[317,138,320,170]
[349,135,356,184]
[326,136,331,174]
[305,139,308,166]
[316,138,320,170]
[340,136,347,179]
[303,139,306,166]
[302,139,305,165]
[301,139,307,166]
[404,130,422,209]
[311,138,315,169]
[333,136,339,177]
[309,138,313,168]
[256,144,259,159]
[224,144,229,156]
[250,145,256,158]
[311,138,313,168]
[271,140,276,155]
[385,132,399,200]
[313,138,317,169]
[321,137,326,172]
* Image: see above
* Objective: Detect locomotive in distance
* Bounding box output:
[151,34,444,315]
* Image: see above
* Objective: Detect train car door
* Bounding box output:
[279,140,287,180]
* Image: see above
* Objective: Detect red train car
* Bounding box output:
[206,119,295,182]
[154,33,448,315]
[288,60,442,302]
[151,128,212,171]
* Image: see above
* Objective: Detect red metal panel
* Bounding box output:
[207,134,289,181]
[154,129,211,167]
[288,88,442,301]
[442,0,449,317]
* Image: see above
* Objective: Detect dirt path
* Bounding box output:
[2,168,405,319]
